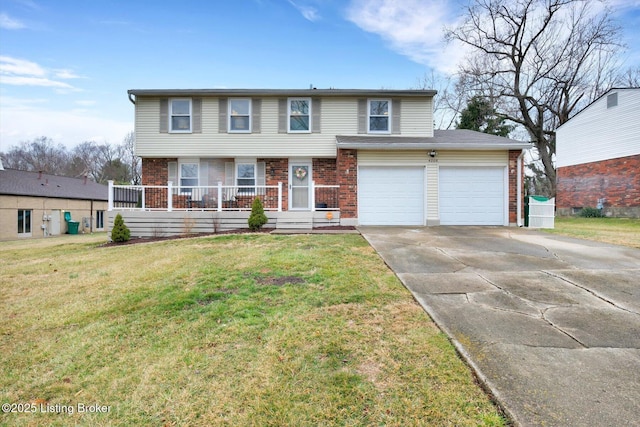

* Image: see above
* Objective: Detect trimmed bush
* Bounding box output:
[111,213,131,242]
[579,207,604,218]
[248,198,268,231]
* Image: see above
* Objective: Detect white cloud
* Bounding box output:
[288,0,320,22]
[0,56,45,76]
[346,0,468,74]
[0,12,26,29]
[0,56,80,91]
[1,76,75,89]
[53,69,84,79]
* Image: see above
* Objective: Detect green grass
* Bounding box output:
[545,217,640,248]
[1,233,505,426]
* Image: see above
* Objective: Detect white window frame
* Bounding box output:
[228,98,252,133]
[288,97,311,133]
[179,161,199,195]
[18,209,32,236]
[170,98,192,133]
[96,210,105,230]
[368,99,391,134]
[236,162,257,194]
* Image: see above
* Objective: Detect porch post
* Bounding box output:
[108,180,114,211]
[217,181,222,212]
[168,181,173,212]
[278,182,283,212]
[311,180,316,212]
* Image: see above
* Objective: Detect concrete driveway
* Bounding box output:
[360,226,640,427]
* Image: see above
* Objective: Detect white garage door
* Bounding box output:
[359,166,424,225]
[439,167,505,225]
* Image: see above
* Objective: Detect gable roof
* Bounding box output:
[0,169,108,201]
[336,129,531,150]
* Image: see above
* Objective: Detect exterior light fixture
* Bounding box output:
[429,150,437,158]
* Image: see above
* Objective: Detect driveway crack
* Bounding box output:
[542,270,640,316]
[541,307,588,348]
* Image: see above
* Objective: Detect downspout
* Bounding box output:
[517,150,524,227]
[128,92,136,105]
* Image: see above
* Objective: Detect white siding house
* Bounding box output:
[556,88,640,217]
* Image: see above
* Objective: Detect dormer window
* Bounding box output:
[368,99,391,133]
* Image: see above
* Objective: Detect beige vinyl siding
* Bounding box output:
[135,96,434,158]
[400,98,433,136]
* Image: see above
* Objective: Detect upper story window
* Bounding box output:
[288,98,311,132]
[368,99,391,133]
[170,99,192,132]
[229,99,252,133]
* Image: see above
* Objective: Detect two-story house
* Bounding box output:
[110,89,530,236]
[556,87,640,217]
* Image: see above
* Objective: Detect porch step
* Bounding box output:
[276,212,314,230]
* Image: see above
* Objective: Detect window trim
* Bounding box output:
[368,99,391,134]
[288,97,312,133]
[18,209,32,236]
[169,98,192,133]
[228,98,252,133]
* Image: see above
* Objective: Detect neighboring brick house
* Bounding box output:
[556,88,640,217]
[121,88,530,231]
[0,165,109,240]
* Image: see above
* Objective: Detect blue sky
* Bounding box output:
[1,0,639,151]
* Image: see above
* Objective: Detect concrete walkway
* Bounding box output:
[360,226,640,427]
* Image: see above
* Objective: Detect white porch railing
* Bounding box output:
[108,181,340,212]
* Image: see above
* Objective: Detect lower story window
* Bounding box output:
[180,163,199,194]
[18,209,32,235]
[96,210,105,229]
[237,163,256,193]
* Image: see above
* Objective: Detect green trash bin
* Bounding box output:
[67,221,79,234]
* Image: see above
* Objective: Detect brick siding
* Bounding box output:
[141,158,176,209]
[557,154,640,216]
[337,149,357,218]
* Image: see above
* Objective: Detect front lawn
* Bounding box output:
[0,234,505,426]
[545,217,640,248]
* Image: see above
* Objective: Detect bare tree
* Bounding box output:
[121,131,141,185]
[446,0,624,196]
[414,71,467,129]
[1,137,70,174]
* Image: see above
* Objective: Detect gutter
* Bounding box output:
[128,93,136,105]
[517,150,524,227]
[336,142,533,151]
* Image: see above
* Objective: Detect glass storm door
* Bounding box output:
[289,162,311,210]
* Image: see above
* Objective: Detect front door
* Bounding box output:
[289,161,312,210]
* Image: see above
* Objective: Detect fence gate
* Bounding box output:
[526,196,555,228]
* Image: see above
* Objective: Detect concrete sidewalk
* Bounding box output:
[360,226,640,427]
